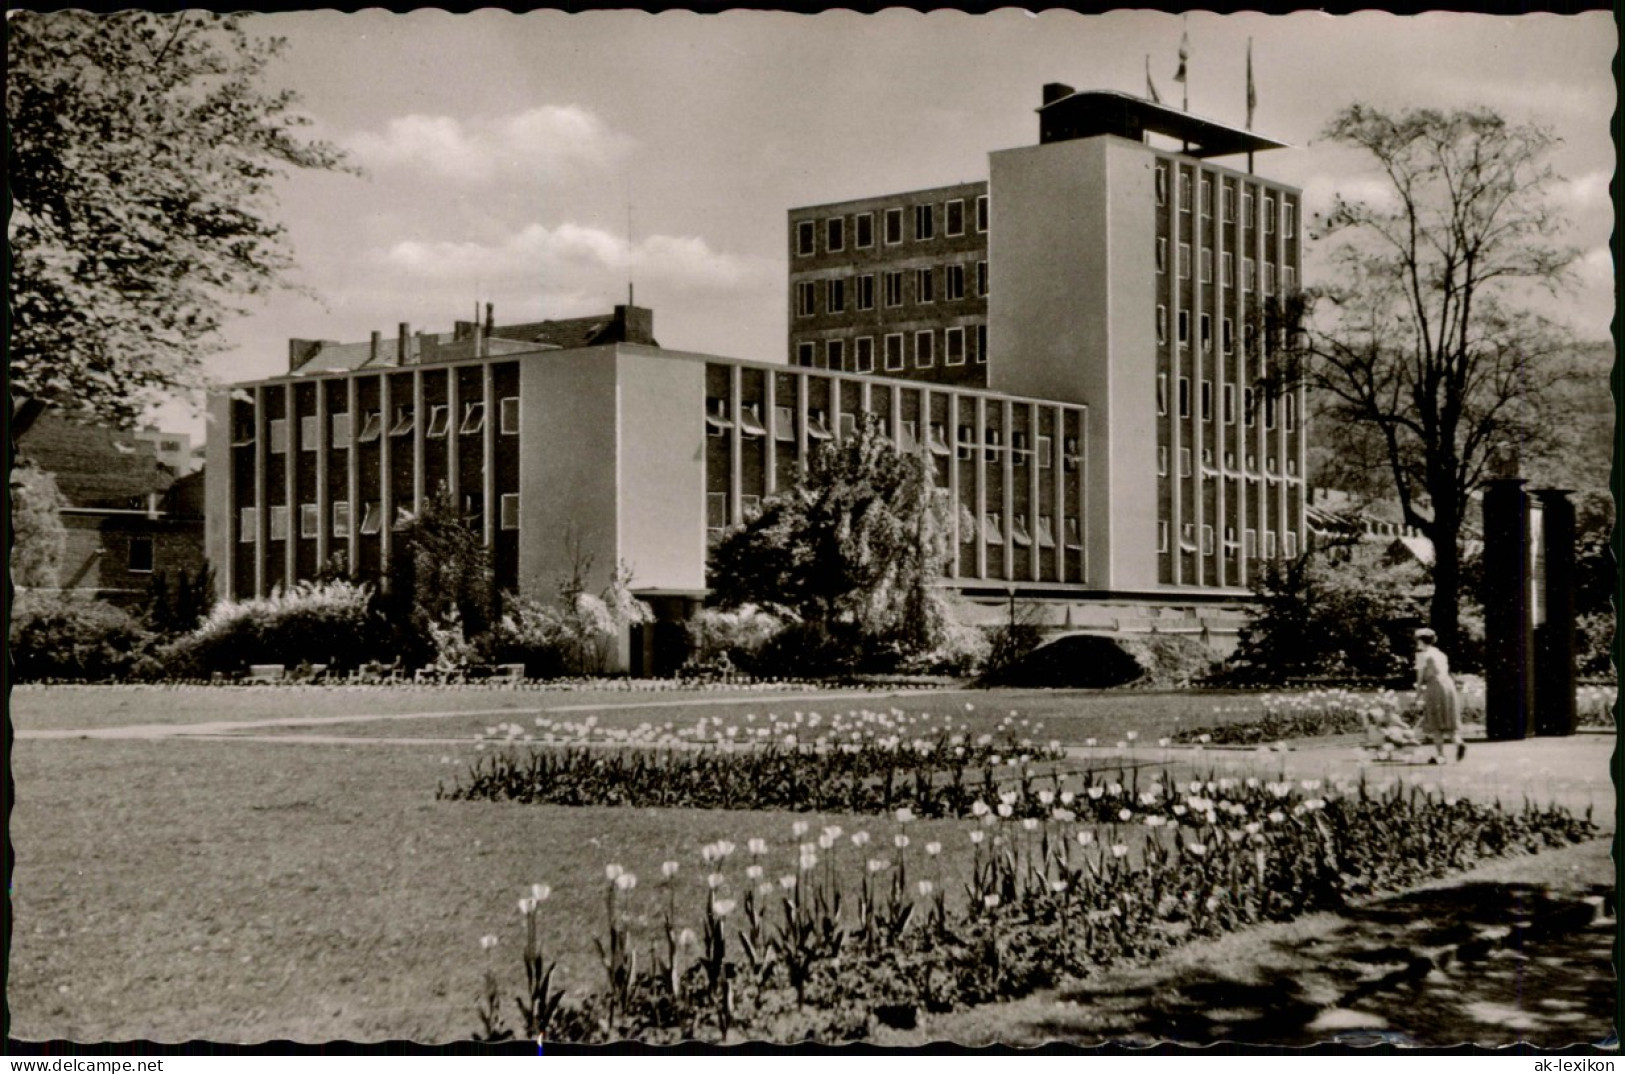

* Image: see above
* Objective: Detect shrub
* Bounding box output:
[8,592,153,681]
[899,621,991,678]
[159,578,387,675]
[685,604,785,674]
[1576,612,1615,680]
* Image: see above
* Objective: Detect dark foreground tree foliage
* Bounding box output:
[707,414,953,673]
[8,11,353,424]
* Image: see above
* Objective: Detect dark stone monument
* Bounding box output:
[1531,489,1578,736]
[1482,475,1535,740]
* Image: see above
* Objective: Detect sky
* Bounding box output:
[159,9,1616,438]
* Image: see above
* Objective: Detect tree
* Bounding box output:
[383,485,497,668]
[707,414,953,669]
[1302,105,1577,653]
[7,11,352,426]
[9,460,69,589]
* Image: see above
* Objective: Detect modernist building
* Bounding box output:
[209,86,1308,669]
[789,85,1308,595]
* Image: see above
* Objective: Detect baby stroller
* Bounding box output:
[1362,707,1424,762]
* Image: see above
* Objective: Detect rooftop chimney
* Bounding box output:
[1042,82,1075,107]
[397,323,410,366]
[369,331,381,366]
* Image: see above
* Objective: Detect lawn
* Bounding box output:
[9,684,1614,1044]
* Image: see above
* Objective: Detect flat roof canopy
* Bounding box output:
[1038,88,1290,158]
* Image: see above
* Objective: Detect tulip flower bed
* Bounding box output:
[468,773,1597,1044]
[440,708,1071,817]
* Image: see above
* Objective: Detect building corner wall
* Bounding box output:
[204,389,233,597]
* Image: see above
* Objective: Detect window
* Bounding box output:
[705,396,733,436]
[827,339,845,371]
[945,199,965,236]
[1201,524,1215,555]
[774,406,796,442]
[1157,372,1168,416]
[1244,388,1256,428]
[956,424,975,462]
[1011,430,1030,466]
[1179,447,1192,477]
[1155,165,1168,206]
[1222,317,1234,355]
[1264,195,1276,234]
[705,493,727,535]
[1062,435,1081,471]
[1222,252,1234,287]
[1223,185,1235,223]
[1158,445,1168,476]
[741,495,762,521]
[857,274,876,311]
[1243,258,1256,291]
[333,501,351,538]
[1225,526,1238,552]
[944,327,964,366]
[795,281,816,317]
[977,260,989,296]
[1201,447,1215,471]
[1181,522,1196,550]
[500,493,520,531]
[1242,189,1254,225]
[738,403,767,438]
[1158,521,1170,554]
[331,412,353,449]
[269,419,289,455]
[1156,237,1167,274]
[1200,176,1213,216]
[827,278,846,314]
[847,211,872,249]
[914,203,934,241]
[1264,530,1277,558]
[1010,514,1033,547]
[944,263,966,301]
[1264,263,1277,295]
[884,334,905,371]
[827,217,845,253]
[300,502,319,539]
[1179,173,1191,211]
[1283,266,1296,293]
[1223,383,1236,425]
[1224,450,1235,470]
[1156,305,1167,345]
[392,505,415,532]
[1284,531,1299,558]
[231,416,255,447]
[795,342,816,368]
[501,397,522,435]
[983,427,1002,462]
[1244,528,1258,558]
[1178,243,1191,279]
[1246,452,1258,473]
[1288,457,1299,477]
[1178,310,1190,347]
[1284,393,1298,432]
[1037,434,1052,469]
[982,512,1004,544]
[838,413,857,440]
[300,415,319,452]
[882,271,903,308]
[1200,313,1212,353]
[1200,247,1212,283]
[855,337,875,373]
[389,406,415,437]
[884,207,904,245]
[807,409,833,440]
[915,267,934,304]
[1201,379,1213,421]
[426,404,451,439]
[976,324,987,364]
[911,330,935,368]
[359,501,382,536]
[1179,376,1191,417]
[1064,517,1083,549]
[1265,394,1277,430]
[128,536,153,573]
[269,505,290,541]
[897,420,919,453]
[796,220,815,256]
[1283,202,1296,238]
[975,194,989,232]
[1037,515,1057,548]
[1266,454,1278,474]
[927,423,952,456]
[159,439,182,453]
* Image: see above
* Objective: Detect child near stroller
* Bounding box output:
[1363,706,1423,761]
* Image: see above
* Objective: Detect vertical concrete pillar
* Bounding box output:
[1481,477,1534,740]
[1532,489,1578,736]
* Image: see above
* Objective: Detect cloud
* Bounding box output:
[344,106,634,184]
[382,221,776,297]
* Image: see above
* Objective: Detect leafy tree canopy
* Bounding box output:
[9,460,69,589]
[8,11,353,425]
[707,414,953,661]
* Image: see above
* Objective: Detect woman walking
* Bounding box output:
[1414,628,1465,764]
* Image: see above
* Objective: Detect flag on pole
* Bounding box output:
[1145,54,1162,104]
[1246,38,1257,129]
[1173,26,1188,84]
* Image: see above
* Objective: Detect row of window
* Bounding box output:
[1156,374,1299,431]
[1157,444,1301,478]
[794,261,988,317]
[793,324,988,372]
[1157,521,1300,560]
[795,195,989,256]
[1154,166,1297,238]
[1156,306,1302,357]
[237,397,522,452]
[1155,242,1296,292]
[239,495,521,543]
[705,402,1081,468]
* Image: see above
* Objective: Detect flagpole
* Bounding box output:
[1246,37,1257,174]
